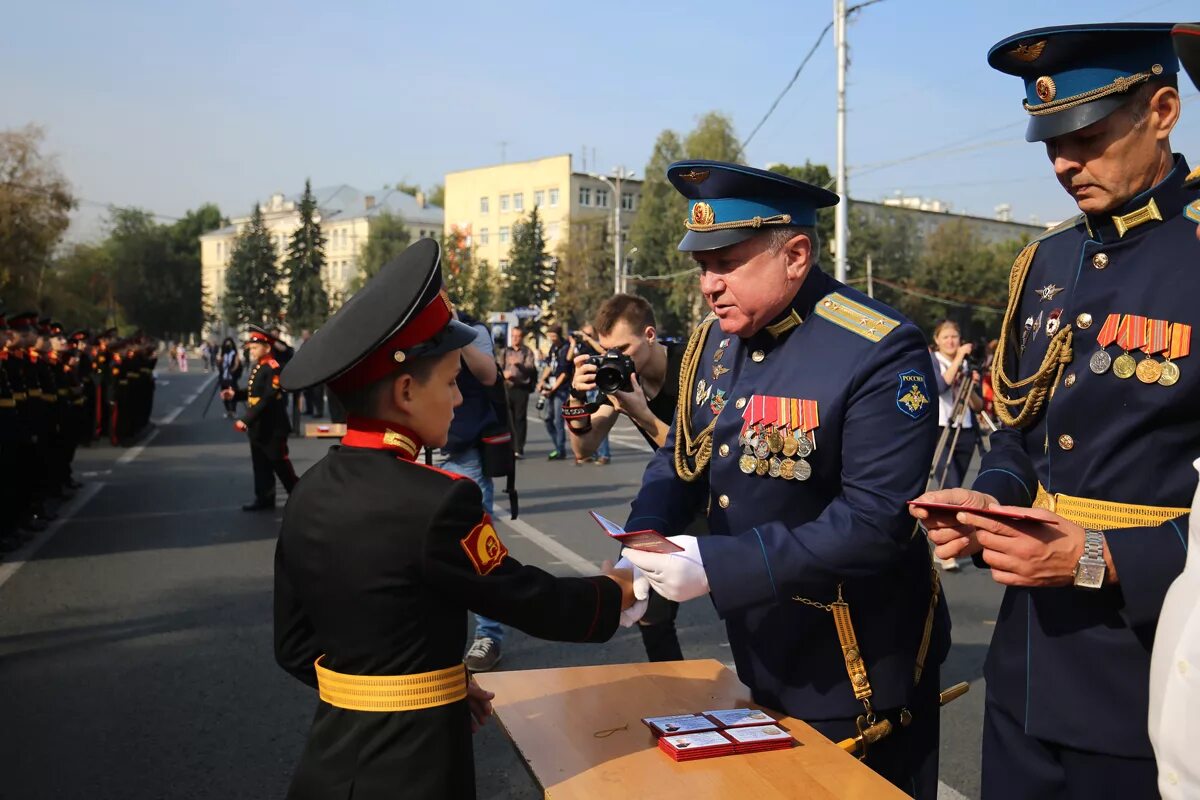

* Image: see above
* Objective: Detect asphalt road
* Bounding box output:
[0,366,1001,800]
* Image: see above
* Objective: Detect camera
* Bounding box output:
[535,395,546,411]
[588,349,636,394]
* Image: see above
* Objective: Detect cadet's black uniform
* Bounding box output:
[235,351,297,508]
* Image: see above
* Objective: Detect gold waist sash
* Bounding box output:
[1033,484,1188,530]
[314,656,468,712]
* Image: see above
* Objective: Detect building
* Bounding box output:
[859,195,1046,244]
[199,185,443,335]
[442,154,642,274]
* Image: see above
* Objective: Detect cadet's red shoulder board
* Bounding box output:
[460,514,509,576]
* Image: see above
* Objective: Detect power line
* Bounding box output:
[848,275,1006,314]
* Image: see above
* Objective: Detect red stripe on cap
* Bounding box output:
[247,332,273,343]
[329,291,453,394]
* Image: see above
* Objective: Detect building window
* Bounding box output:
[549,187,559,207]
[500,194,510,212]
[480,196,489,214]
[479,227,489,245]
[578,187,591,206]
[622,192,635,211]
[499,259,510,271]
[534,190,544,208]
[499,226,510,244]
[596,189,609,208]
[513,193,524,212]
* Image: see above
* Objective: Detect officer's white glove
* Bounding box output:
[620,536,709,603]
[614,555,649,627]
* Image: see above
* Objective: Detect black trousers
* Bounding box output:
[250,435,299,502]
[303,385,324,416]
[506,386,530,454]
[982,699,1158,800]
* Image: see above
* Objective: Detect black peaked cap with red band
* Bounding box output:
[243,324,277,346]
[280,238,475,393]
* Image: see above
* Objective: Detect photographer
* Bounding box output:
[565,294,692,662]
[567,324,611,465]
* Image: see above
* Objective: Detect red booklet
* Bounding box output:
[658,730,737,761]
[907,500,1053,523]
[641,714,718,737]
[590,511,684,554]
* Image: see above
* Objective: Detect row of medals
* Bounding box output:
[737,426,814,480]
[1089,348,1180,386]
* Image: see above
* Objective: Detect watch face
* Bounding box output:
[1074,561,1105,590]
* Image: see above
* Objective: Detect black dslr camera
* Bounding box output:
[588,349,636,394]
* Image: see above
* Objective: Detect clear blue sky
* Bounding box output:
[3,0,1197,240]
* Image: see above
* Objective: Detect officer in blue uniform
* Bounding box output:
[913,23,1200,798]
[620,161,948,798]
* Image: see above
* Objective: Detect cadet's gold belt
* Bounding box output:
[314,656,468,712]
[1034,483,1188,530]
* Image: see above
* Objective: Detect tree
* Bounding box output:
[0,124,75,309]
[628,129,692,334]
[843,206,921,316]
[684,111,743,163]
[442,225,492,318]
[501,206,553,312]
[45,242,117,329]
[223,204,282,329]
[427,183,445,209]
[352,210,411,291]
[554,219,614,329]
[283,179,330,333]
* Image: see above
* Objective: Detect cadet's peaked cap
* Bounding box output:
[281,238,476,393]
[988,23,1179,142]
[243,324,276,346]
[667,160,838,252]
[1175,24,1200,90]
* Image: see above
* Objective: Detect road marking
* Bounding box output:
[117,374,216,465]
[524,412,654,453]
[938,782,970,800]
[493,498,597,576]
[70,505,244,524]
[0,483,104,593]
[80,470,113,478]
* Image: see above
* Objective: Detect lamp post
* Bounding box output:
[588,167,637,293]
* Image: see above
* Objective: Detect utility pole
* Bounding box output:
[866,254,874,298]
[591,166,636,294]
[834,0,849,283]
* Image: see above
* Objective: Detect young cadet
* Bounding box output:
[913,23,1200,798]
[275,239,637,800]
[618,161,947,798]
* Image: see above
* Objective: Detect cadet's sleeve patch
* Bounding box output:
[1185,200,1200,225]
[272,374,281,390]
[896,370,931,419]
[814,293,900,342]
[460,515,509,576]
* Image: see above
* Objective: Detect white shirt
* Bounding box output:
[1149,457,1200,798]
[932,351,973,429]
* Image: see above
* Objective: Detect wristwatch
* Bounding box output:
[1073,529,1107,590]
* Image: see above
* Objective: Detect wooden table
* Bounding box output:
[475,659,908,799]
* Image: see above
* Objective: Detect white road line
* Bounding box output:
[524,412,654,452]
[0,483,104,593]
[493,498,597,576]
[937,782,970,800]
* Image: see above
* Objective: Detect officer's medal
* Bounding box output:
[1089,313,1120,374]
[1135,318,1169,384]
[1111,314,1145,380]
[1159,323,1190,387]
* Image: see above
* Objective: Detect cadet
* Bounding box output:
[913,23,1199,798]
[224,325,298,511]
[620,161,948,798]
[274,239,636,800]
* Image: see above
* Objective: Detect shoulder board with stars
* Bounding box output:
[814,293,900,343]
[1033,214,1084,243]
[1185,199,1200,226]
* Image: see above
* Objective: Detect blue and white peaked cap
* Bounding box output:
[988,23,1180,142]
[667,160,839,252]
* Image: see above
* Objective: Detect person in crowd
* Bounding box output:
[218,337,243,419]
[567,324,610,465]
[500,326,536,459]
[538,326,570,460]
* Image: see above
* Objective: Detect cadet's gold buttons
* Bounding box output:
[718,444,730,457]
[1064,373,1076,387]
[1058,434,1075,450]
[718,494,730,509]
[735,397,747,409]
[1092,253,1109,270]
[1076,313,1092,329]
[751,350,765,363]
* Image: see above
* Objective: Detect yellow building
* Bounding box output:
[443,154,641,275]
[199,185,442,337]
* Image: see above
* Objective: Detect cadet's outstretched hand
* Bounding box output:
[620,536,709,602]
[908,487,998,560]
[600,560,637,610]
[466,678,495,734]
[613,555,649,627]
[234,420,247,432]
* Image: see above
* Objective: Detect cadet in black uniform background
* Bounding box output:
[224,325,298,511]
[914,23,1200,799]
[274,238,637,800]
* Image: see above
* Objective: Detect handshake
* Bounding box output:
[602,536,709,627]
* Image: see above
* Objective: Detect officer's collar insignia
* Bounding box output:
[765,309,803,339]
[1185,200,1200,225]
[677,168,711,184]
[691,201,716,227]
[1009,40,1046,62]
[460,515,508,576]
[895,370,930,420]
[1112,197,1163,238]
[1036,284,1064,302]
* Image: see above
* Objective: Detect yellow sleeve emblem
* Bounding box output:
[460,515,509,576]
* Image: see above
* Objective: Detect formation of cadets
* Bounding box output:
[0,309,157,554]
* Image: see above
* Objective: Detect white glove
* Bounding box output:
[614,555,650,627]
[620,535,709,603]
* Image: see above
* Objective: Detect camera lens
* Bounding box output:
[595,364,624,395]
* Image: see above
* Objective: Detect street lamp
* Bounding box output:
[588,167,636,294]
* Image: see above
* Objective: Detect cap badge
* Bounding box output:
[1010,40,1047,62]
[691,202,716,227]
[677,168,711,184]
[1035,76,1056,103]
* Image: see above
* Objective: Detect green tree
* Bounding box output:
[501,206,553,312]
[628,129,692,334]
[0,124,75,309]
[683,111,743,163]
[44,242,116,329]
[352,210,411,291]
[223,204,282,328]
[442,225,493,318]
[427,183,445,208]
[283,179,330,332]
[554,218,614,329]
[843,206,921,317]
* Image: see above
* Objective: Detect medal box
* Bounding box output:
[645,708,797,761]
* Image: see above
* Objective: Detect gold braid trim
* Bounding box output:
[1023,68,1156,116]
[685,213,793,232]
[673,316,718,482]
[991,242,1074,429]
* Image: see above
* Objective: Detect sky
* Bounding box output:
[3,0,1197,242]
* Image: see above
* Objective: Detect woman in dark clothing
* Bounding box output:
[218,337,243,418]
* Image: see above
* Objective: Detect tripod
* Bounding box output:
[928,368,979,491]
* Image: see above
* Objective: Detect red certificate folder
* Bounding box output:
[590,511,684,553]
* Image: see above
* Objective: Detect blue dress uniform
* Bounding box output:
[626,161,948,798]
[975,24,1199,798]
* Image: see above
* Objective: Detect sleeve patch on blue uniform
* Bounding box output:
[896,370,930,419]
